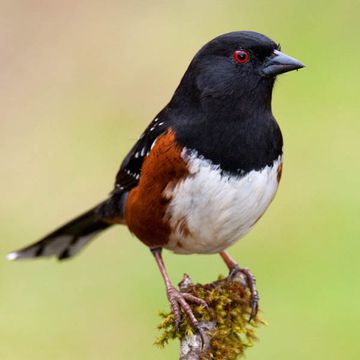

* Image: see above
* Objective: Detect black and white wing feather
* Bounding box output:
[113,116,169,193]
[94,115,170,219]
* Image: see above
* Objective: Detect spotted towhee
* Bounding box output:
[8,31,304,328]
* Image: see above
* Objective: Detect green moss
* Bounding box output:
[155,276,265,359]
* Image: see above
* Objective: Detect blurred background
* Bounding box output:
[1,0,359,359]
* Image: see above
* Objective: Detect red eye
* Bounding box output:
[234,50,250,64]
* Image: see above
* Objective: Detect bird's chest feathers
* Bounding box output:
[164,152,282,254]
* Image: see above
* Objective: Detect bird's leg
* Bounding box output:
[151,247,208,330]
[219,251,259,321]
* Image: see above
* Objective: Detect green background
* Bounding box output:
[1,1,359,359]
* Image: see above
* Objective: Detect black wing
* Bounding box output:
[97,114,170,220]
[113,115,169,193]
[97,114,169,221]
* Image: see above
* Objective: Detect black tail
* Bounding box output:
[7,201,114,261]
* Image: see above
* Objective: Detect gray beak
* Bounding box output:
[262,50,305,77]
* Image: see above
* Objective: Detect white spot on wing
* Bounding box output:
[150,138,158,150]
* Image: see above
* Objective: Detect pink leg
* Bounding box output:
[151,248,208,329]
[219,251,259,322]
[220,250,238,269]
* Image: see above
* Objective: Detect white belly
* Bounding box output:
[163,152,282,254]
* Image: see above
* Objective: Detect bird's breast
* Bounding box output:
[124,129,282,254]
[164,151,282,254]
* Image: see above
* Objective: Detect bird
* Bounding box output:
[7,31,304,329]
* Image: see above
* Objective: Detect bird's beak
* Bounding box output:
[262,50,304,77]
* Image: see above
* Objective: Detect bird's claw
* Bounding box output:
[166,286,208,333]
[198,328,207,349]
[249,292,259,322]
[229,265,259,322]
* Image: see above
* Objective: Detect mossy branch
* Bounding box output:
[155,273,265,359]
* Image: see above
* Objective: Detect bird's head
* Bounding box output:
[172,31,304,116]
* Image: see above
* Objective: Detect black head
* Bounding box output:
[171,31,304,117]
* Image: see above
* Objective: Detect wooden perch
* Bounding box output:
[156,273,264,360]
[179,320,215,359]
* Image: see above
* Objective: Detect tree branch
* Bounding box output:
[179,320,215,359]
[156,273,264,360]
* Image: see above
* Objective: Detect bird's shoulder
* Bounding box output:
[113,114,171,193]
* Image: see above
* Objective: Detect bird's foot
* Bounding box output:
[166,285,208,331]
[229,265,259,322]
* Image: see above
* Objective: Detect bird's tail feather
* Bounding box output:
[7,201,114,261]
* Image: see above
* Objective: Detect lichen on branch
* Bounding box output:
[155,274,265,360]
